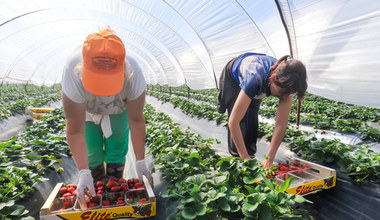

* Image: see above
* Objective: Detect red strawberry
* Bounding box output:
[85,197,91,203]
[97,186,105,191]
[68,186,76,194]
[134,178,139,184]
[109,178,118,182]
[91,197,100,204]
[135,182,143,188]
[280,163,289,168]
[72,190,77,196]
[280,166,288,172]
[118,178,126,183]
[96,181,103,187]
[116,200,124,206]
[111,186,121,192]
[102,200,111,207]
[63,201,71,209]
[117,196,124,201]
[121,183,128,191]
[87,202,95,209]
[107,181,117,189]
[97,190,104,195]
[128,179,134,184]
[59,187,68,195]
[138,198,147,204]
[62,192,72,198]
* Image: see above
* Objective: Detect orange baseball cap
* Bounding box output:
[82,29,126,96]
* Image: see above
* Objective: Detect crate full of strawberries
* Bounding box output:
[40,176,155,219]
[266,158,336,195]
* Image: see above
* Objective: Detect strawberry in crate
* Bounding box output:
[126,178,148,204]
[106,177,128,192]
[94,180,105,195]
[55,184,77,211]
[271,160,310,180]
[101,177,128,207]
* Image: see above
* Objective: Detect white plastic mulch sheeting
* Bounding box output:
[1,0,380,108]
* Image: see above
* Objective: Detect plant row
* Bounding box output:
[144,104,312,219]
[149,84,380,123]
[0,109,69,220]
[0,84,62,120]
[147,89,380,183]
[147,89,380,143]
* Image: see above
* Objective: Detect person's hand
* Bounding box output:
[77,169,96,210]
[262,159,272,170]
[136,159,153,187]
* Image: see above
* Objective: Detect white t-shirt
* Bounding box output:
[61,45,146,138]
[61,45,146,115]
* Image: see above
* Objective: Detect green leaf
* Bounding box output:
[244,185,256,194]
[257,204,273,220]
[214,175,226,184]
[242,201,259,212]
[217,197,231,211]
[243,175,256,184]
[182,203,207,219]
[0,200,15,210]
[186,174,207,186]
[260,174,274,191]
[8,204,26,216]
[266,192,278,204]
[293,194,312,204]
[274,204,289,214]
[253,193,266,204]
[279,176,294,193]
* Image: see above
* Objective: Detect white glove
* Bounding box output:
[136,159,153,186]
[77,169,96,210]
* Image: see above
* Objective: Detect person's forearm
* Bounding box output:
[265,95,292,165]
[130,121,146,161]
[229,121,250,160]
[67,132,89,170]
[266,123,287,163]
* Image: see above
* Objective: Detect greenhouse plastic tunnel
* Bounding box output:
[0,0,379,219]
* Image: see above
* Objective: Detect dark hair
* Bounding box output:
[270,55,308,99]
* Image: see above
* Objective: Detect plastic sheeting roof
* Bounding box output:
[1,0,380,108]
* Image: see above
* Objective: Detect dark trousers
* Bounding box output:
[217,56,261,158]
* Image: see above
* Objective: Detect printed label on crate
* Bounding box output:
[286,175,336,195]
[52,203,156,219]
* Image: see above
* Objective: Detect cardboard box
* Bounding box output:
[25,107,54,119]
[40,177,156,219]
[276,158,336,195]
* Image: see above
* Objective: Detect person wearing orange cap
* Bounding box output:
[61,28,152,209]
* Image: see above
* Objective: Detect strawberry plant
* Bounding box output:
[0,108,69,219]
[338,145,380,183]
[144,104,312,219]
